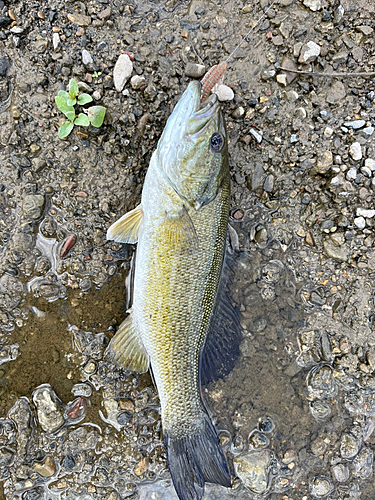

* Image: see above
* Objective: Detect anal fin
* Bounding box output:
[106,310,149,373]
[200,248,241,385]
[107,204,143,244]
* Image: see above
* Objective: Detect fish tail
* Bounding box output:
[163,412,231,500]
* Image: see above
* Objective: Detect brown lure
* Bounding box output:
[200,61,227,102]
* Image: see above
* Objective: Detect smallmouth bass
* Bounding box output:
[107,80,238,500]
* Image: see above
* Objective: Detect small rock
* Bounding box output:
[22,194,45,220]
[361,166,372,177]
[310,477,333,498]
[232,107,245,119]
[82,49,93,65]
[33,456,56,477]
[311,437,327,456]
[32,385,65,433]
[332,51,348,64]
[346,167,357,180]
[298,41,321,63]
[130,75,146,90]
[357,25,373,36]
[67,13,91,26]
[249,129,262,144]
[97,6,111,21]
[92,90,101,100]
[349,142,362,160]
[354,216,366,229]
[305,231,315,246]
[340,433,360,459]
[276,74,287,86]
[311,150,333,175]
[324,126,333,137]
[356,208,375,218]
[214,84,234,101]
[344,120,365,129]
[326,81,346,104]
[323,238,349,262]
[363,127,374,135]
[263,174,274,192]
[52,33,60,51]
[113,54,133,92]
[303,0,321,10]
[332,463,349,482]
[185,62,206,78]
[365,158,375,171]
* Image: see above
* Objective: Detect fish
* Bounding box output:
[106,80,239,500]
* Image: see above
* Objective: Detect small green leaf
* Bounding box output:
[87,106,106,128]
[58,90,70,99]
[55,96,75,114]
[64,111,76,121]
[77,93,93,105]
[67,98,76,106]
[58,121,74,139]
[74,113,90,127]
[69,78,78,98]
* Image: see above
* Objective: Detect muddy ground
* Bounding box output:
[0,0,375,498]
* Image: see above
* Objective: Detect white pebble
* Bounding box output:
[346,167,357,181]
[130,75,146,90]
[298,41,321,64]
[349,142,362,160]
[82,49,93,65]
[354,216,366,229]
[303,0,321,11]
[214,84,234,102]
[52,33,60,51]
[365,158,375,171]
[114,54,133,92]
[356,208,375,218]
[361,166,372,177]
[343,120,365,129]
[330,176,341,186]
[363,126,374,135]
[324,126,333,137]
[250,129,262,143]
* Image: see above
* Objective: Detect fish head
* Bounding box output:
[156,80,228,209]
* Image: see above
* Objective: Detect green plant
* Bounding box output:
[55,78,106,139]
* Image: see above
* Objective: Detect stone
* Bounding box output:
[82,49,93,65]
[298,41,321,63]
[332,51,348,64]
[349,142,362,160]
[357,25,373,36]
[332,463,349,482]
[32,385,65,433]
[22,194,45,219]
[303,0,321,11]
[323,238,349,262]
[214,84,234,101]
[344,120,365,129]
[67,13,91,26]
[249,129,262,144]
[113,54,133,92]
[185,63,206,78]
[356,208,375,218]
[310,477,333,498]
[97,6,111,21]
[232,107,245,119]
[33,456,56,477]
[234,449,272,494]
[0,57,10,77]
[346,167,357,180]
[363,127,374,135]
[313,150,333,174]
[326,81,346,104]
[130,75,146,90]
[365,159,375,171]
[340,433,360,459]
[354,217,366,229]
[52,33,60,51]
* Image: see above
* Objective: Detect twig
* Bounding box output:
[278,66,375,78]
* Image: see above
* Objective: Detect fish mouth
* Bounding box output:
[187,83,220,136]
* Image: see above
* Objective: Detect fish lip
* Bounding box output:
[187,88,220,136]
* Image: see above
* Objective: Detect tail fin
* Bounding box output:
[164,413,231,500]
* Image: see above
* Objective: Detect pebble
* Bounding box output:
[234,449,272,494]
[52,32,60,51]
[354,217,366,229]
[340,433,360,459]
[363,126,374,135]
[346,167,357,180]
[332,463,349,482]
[349,142,362,161]
[130,75,146,90]
[249,129,262,143]
[185,62,206,78]
[97,6,111,21]
[22,194,45,219]
[214,84,234,101]
[365,158,375,171]
[310,476,333,497]
[323,238,349,262]
[67,13,91,26]
[82,49,93,65]
[344,120,365,129]
[32,385,65,433]
[33,456,56,477]
[113,54,133,92]
[298,41,321,63]
[311,437,327,456]
[303,0,321,11]
[356,208,375,218]
[71,383,92,397]
[353,447,373,479]
[232,107,245,119]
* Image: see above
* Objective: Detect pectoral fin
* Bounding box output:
[164,206,199,252]
[107,204,143,244]
[106,310,149,373]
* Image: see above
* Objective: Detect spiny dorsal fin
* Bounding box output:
[106,310,149,373]
[107,204,143,244]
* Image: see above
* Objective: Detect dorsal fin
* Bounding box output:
[105,309,149,373]
[200,249,241,385]
[107,204,143,244]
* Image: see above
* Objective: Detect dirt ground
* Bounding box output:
[0,0,375,498]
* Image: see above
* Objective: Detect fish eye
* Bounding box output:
[210,133,224,152]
